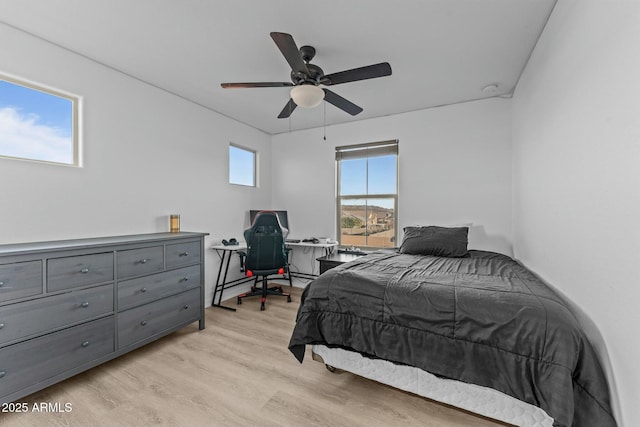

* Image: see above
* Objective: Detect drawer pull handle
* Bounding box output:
[140,287,147,293]
[0,371,5,378]
[0,281,4,287]
[183,305,190,310]
[180,252,189,257]
[81,341,90,348]
[80,302,90,308]
[140,320,148,326]
[140,259,148,264]
[181,276,189,282]
[0,323,4,329]
[80,268,90,274]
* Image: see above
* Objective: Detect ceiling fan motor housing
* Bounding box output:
[291,64,324,85]
[289,45,324,85]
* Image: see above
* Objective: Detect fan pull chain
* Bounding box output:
[323,101,327,141]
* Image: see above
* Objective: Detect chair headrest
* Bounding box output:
[251,211,282,229]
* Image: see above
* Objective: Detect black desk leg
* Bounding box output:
[287,249,293,287]
[211,251,225,305]
[212,250,237,311]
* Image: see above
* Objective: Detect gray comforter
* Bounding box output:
[289,250,616,427]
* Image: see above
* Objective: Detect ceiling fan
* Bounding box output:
[221,32,392,119]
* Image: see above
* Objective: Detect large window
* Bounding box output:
[0,76,79,166]
[336,140,398,248]
[229,143,256,187]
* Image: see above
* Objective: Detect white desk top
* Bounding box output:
[286,241,338,249]
[211,241,337,251]
[211,243,247,251]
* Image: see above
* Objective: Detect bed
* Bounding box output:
[288,226,617,427]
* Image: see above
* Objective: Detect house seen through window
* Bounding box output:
[0,76,79,166]
[336,140,398,248]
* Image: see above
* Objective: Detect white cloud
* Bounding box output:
[0,107,73,164]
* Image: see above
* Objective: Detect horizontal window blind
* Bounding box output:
[335,140,398,160]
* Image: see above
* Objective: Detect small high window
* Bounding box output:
[229,144,256,187]
[0,76,79,166]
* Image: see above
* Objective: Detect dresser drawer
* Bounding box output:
[47,253,114,292]
[118,265,200,310]
[118,287,200,349]
[166,241,200,268]
[0,284,113,345]
[0,316,114,399]
[117,246,164,279]
[0,261,42,303]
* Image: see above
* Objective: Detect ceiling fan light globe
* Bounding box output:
[290,85,324,108]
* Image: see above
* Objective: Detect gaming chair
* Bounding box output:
[237,211,292,310]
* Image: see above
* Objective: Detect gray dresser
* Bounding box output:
[0,232,207,404]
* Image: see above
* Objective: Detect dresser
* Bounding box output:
[0,232,207,404]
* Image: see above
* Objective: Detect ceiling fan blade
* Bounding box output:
[322,62,392,86]
[323,89,363,116]
[221,82,294,88]
[270,32,309,75]
[277,98,298,119]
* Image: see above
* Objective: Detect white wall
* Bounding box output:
[271,97,513,257]
[512,1,640,425]
[4,9,630,423]
[0,23,273,307]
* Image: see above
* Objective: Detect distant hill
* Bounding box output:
[341,204,393,221]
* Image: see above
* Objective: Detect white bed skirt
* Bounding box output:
[312,344,553,427]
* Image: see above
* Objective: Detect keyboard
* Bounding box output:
[286,239,301,243]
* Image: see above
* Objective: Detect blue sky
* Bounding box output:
[340,154,397,208]
[229,145,255,186]
[0,79,74,164]
[0,80,73,134]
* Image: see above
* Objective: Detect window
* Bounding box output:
[0,75,79,166]
[336,140,398,248]
[229,144,256,187]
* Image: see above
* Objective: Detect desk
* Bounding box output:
[286,241,337,280]
[211,241,338,310]
[211,243,250,311]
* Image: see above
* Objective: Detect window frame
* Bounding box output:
[0,73,81,167]
[228,143,257,187]
[336,140,399,249]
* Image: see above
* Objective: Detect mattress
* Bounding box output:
[312,344,553,427]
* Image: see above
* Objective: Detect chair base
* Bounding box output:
[239,250,293,287]
[237,276,292,311]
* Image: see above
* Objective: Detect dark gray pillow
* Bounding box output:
[399,226,469,257]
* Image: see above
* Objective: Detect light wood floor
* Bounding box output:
[0,285,510,427]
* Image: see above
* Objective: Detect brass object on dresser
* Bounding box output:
[0,232,207,404]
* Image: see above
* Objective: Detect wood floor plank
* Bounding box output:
[0,286,509,427]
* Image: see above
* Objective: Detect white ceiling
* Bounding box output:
[0,0,556,135]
